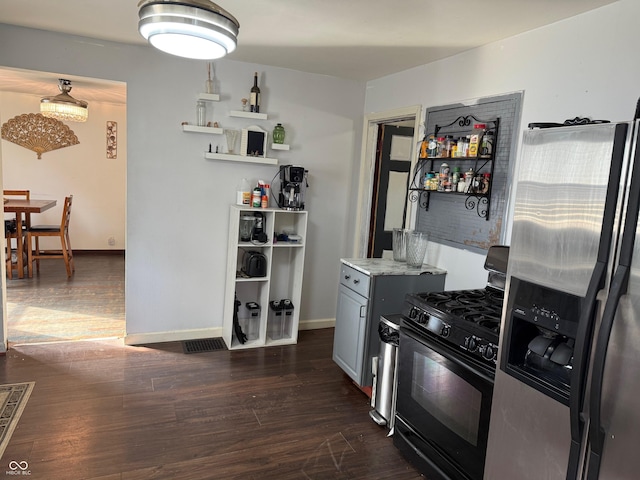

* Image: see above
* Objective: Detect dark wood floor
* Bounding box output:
[0,255,423,479]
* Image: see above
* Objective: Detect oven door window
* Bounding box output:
[396,328,493,477]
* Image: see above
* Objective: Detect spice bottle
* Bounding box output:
[252,187,262,207]
[452,167,461,192]
[438,163,450,192]
[468,123,486,157]
[427,134,438,157]
[437,137,446,157]
[481,130,494,158]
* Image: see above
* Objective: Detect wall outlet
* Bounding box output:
[107,236,116,246]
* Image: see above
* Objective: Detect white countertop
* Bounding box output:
[341,258,447,277]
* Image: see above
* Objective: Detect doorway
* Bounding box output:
[368,122,414,258]
[0,67,127,348]
[354,106,422,258]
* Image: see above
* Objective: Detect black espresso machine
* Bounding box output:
[278,165,308,210]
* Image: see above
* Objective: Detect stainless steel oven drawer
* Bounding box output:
[340,264,370,298]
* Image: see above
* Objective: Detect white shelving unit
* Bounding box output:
[223,205,308,350]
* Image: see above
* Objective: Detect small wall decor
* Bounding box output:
[107,121,117,159]
[1,113,79,159]
[241,125,267,157]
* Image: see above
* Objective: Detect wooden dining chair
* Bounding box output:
[26,195,75,278]
[4,189,31,279]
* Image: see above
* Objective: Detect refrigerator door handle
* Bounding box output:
[586,265,630,480]
[566,261,606,480]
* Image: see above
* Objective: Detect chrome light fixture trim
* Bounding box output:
[138,0,240,60]
[40,79,88,123]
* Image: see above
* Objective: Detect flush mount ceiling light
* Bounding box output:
[40,79,88,123]
[138,0,240,60]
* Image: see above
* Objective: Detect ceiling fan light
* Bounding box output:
[40,79,88,123]
[138,1,239,60]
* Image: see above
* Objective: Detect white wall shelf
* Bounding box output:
[204,152,278,165]
[182,124,223,134]
[198,93,220,102]
[229,110,268,120]
[271,143,290,151]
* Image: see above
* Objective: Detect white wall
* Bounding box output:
[0,24,365,342]
[364,0,640,290]
[0,91,126,250]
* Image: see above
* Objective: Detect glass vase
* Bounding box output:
[273,123,286,144]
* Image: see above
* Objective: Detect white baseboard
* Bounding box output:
[124,327,223,346]
[124,319,335,346]
[299,318,335,330]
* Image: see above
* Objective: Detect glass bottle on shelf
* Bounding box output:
[196,100,206,126]
[250,72,261,113]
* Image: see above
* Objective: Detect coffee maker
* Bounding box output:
[278,165,308,210]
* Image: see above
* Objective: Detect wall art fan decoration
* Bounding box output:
[1,113,80,159]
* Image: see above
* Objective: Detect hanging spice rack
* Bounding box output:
[408,114,500,220]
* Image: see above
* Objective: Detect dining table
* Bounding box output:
[4,198,57,279]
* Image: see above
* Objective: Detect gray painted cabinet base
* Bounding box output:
[332,259,446,387]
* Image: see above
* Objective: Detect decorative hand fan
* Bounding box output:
[1,113,80,159]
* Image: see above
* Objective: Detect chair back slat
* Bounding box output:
[61,196,73,232]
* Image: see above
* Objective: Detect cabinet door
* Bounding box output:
[333,284,368,384]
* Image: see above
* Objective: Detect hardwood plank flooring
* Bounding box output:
[0,254,424,479]
[0,331,423,479]
[5,253,125,344]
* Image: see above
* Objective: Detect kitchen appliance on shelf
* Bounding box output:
[393,245,509,480]
[484,117,640,480]
[278,165,308,210]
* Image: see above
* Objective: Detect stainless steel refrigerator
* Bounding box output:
[484,119,640,479]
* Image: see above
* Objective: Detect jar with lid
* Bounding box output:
[450,139,458,158]
[480,130,494,158]
[444,135,454,158]
[272,123,286,144]
[427,134,438,157]
[436,137,446,157]
[452,167,461,192]
[465,168,475,192]
[438,163,450,192]
[480,173,491,194]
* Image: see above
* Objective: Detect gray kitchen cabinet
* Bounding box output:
[333,259,446,387]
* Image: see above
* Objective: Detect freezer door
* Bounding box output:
[508,123,621,297]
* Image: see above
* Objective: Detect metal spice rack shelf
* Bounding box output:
[408,114,500,220]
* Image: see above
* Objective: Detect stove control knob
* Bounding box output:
[465,336,478,352]
[409,307,419,319]
[418,312,429,325]
[483,344,496,361]
[441,324,451,338]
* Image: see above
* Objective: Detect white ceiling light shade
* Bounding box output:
[137,0,240,60]
[40,79,88,123]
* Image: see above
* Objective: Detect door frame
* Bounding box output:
[353,105,423,258]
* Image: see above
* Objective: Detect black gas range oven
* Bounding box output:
[393,245,509,480]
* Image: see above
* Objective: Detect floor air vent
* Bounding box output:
[182,338,227,354]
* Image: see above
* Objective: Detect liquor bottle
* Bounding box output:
[250,72,260,113]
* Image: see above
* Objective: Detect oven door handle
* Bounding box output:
[401,326,494,385]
